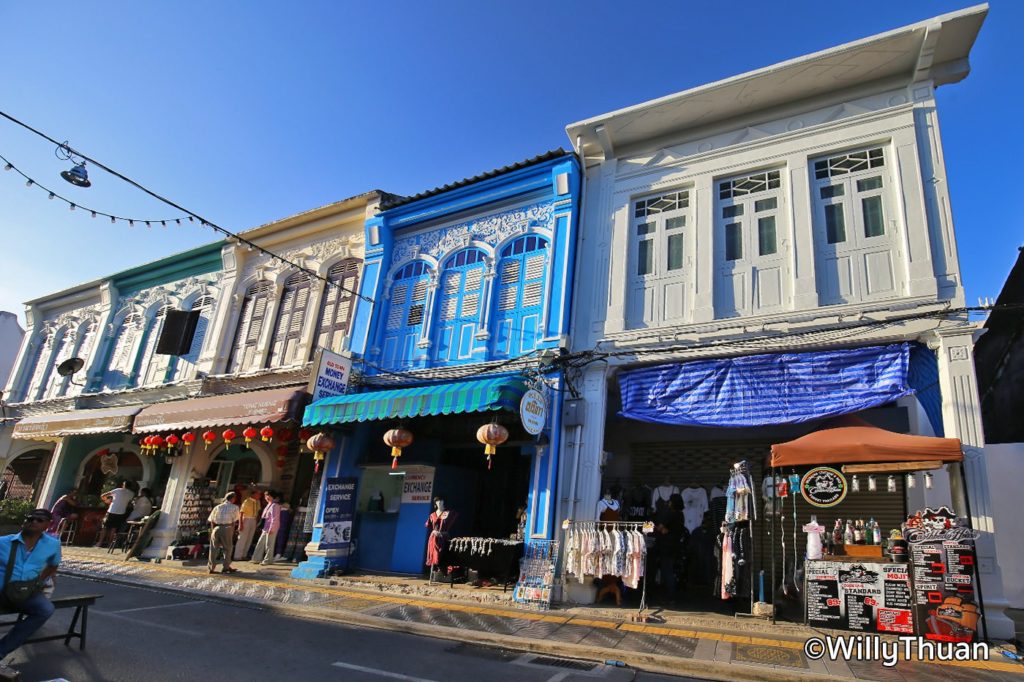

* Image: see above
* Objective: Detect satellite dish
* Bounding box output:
[56,357,85,377]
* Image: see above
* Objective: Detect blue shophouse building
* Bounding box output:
[295,150,580,578]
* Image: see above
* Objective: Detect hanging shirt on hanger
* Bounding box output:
[651,484,679,510]
[680,486,709,533]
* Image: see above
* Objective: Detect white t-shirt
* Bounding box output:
[105,488,135,515]
[680,487,709,532]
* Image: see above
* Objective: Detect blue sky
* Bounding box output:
[0,1,1018,325]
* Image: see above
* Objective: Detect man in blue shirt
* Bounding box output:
[0,508,61,679]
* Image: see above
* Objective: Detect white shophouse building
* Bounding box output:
[561,5,1012,637]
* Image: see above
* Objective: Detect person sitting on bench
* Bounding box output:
[0,508,61,681]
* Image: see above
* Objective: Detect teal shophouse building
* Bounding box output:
[294,150,580,579]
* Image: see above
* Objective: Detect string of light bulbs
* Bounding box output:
[0,109,372,303]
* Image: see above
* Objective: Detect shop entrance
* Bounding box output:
[0,450,51,502]
[436,445,530,540]
[208,450,262,499]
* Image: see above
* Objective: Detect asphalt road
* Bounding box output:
[7,576,706,682]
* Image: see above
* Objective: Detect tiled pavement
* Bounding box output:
[58,549,1024,681]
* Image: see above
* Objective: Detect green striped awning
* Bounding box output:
[303,376,528,426]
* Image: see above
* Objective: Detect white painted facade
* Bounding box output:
[562,6,1013,638]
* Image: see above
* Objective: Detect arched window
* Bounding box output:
[66,319,99,397]
[493,235,549,357]
[41,328,74,400]
[103,312,143,389]
[268,272,313,368]
[381,261,431,369]
[312,259,360,356]
[435,249,487,363]
[227,280,274,373]
[172,295,215,382]
[138,305,173,387]
[25,330,55,400]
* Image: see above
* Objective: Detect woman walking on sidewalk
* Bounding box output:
[249,490,281,566]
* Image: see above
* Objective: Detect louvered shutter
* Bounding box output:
[42,331,74,399]
[65,321,98,397]
[139,307,171,386]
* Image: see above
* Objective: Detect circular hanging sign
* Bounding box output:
[800,467,848,508]
[519,389,547,435]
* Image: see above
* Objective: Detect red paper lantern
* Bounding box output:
[202,430,216,449]
[152,435,166,451]
[383,428,414,470]
[222,429,237,447]
[476,423,509,470]
[260,425,275,443]
[243,426,258,445]
[277,427,294,443]
[166,434,180,452]
[182,432,196,447]
[275,444,288,470]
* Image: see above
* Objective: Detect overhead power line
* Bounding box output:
[0,110,372,303]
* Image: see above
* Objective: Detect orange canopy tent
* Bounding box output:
[769,416,962,468]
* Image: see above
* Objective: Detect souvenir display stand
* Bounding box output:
[513,540,558,609]
[767,417,986,641]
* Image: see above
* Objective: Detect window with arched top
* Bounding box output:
[41,328,75,400]
[103,312,143,389]
[435,249,487,363]
[493,235,549,357]
[268,272,313,368]
[381,261,431,369]
[138,305,173,387]
[312,259,360,357]
[59,319,99,398]
[227,280,274,373]
[172,295,215,382]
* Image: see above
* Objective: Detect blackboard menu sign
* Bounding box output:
[906,507,980,643]
[805,561,914,633]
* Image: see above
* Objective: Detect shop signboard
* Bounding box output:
[320,477,358,563]
[906,507,980,643]
[308,348,353,402]
[805,561,914,633]
[800,466,847,508]
[519,389,546,435]
[400,468,435,504]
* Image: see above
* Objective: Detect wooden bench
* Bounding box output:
[0,594,102,651]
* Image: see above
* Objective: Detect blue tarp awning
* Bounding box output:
[618,343,912,428]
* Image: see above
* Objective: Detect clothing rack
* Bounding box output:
[725,460,760,620]
[562,519,651,617]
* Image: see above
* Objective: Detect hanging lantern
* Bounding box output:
[222,428,237,448]
[166,434,180,453]
[307,432,336,473]
[140,436,151,452]
[243,426,258,445]
[276,444,288,470]
[868,475,877,492]
[887,475,897,493]
[476,422,509,471]
[152,435,165,453]
[182,432,196,447]
[202,430,216,449]
[383,428,414,470]
[924,472,934,489]
[851,475,860,493]
[277,427,294,443]
[906,473,916,489]
[260,425,275,443]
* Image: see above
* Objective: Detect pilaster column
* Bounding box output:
[930,326,1014,640]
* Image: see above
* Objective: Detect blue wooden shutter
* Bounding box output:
[494,236,548,357]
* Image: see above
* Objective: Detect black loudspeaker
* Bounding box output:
[156,309,201,355]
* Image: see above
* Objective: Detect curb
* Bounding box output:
[61,566,834,682]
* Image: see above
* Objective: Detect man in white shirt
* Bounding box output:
[207,493,240,574]
[94,481,136,548]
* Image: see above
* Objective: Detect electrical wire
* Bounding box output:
[0,110,372,303]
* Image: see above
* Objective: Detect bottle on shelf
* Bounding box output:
[852,519,863,544]
[832,519,844,547]
[871,519,882,545]
[844,519,854,545]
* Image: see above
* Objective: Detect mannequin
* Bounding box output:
[651,480,680,512]
[597,491,621,520]
[425,497,458,568]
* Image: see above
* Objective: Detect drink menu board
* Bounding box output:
[805,561,914,633]
[905,507,980,643]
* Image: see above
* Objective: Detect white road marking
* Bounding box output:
[106,601,202,614]
[91,610,201,636]
[331,661,439,681]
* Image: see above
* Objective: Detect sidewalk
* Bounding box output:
[58,547,1023,682]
